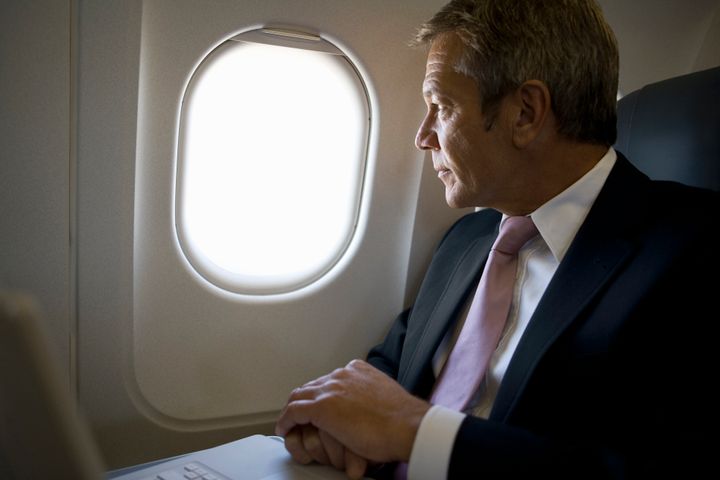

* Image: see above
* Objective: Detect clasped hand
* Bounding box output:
[275,359,430,479]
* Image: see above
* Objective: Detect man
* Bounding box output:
[276,1,717,478]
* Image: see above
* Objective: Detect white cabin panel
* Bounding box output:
[0,0,72,387]
[75,0,462,468]
[131,0,440,424]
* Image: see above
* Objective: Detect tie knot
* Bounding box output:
[492,216,538,255]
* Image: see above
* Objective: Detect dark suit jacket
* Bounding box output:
[367,153,719,478]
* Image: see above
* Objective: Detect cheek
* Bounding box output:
[442,125,473,171]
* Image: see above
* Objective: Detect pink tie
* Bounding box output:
[394,216,538,480]
[394,216,538,479]
[430,215,539,411]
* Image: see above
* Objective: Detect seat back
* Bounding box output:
[0,292,105,479]
[615,66,720,191]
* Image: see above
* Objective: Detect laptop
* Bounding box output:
[0,292,364,480]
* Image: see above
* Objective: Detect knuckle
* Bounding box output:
[345,451,367,479]
[302,427,329,464]
[305,443,323,460]
[284,432,311,465]
[347,359,362,368]
[284,430,300,449]
[324,379,342,391]
[318,431,345,469]
[302,429,320,450]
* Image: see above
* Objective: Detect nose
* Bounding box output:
[415,111,440,151]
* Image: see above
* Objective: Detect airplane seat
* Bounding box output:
[615,65,720,192]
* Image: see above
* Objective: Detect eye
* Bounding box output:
[430,102,445,112]
[436,102,451,118]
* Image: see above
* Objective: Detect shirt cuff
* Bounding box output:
[407,405,465,480]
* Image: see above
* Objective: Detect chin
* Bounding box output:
[443,181,477,209]
[444,191,470,209]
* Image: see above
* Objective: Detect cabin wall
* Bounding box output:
[73,0,457,469]
[695,4,720,71]
[0,1,73,387]
[600,0,720,95]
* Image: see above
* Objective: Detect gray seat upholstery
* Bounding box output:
[615,66,720,191]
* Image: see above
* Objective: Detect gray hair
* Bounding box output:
[415,0,619,145]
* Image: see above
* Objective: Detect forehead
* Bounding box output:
[427,32,466,69]
[423,32,475,96]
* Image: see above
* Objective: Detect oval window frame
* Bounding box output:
[174,28,372,296]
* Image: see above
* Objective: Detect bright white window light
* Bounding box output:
[176,31,370,295]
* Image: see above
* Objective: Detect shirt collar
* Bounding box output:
[514,147,617,262]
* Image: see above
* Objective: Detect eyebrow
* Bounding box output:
[422,76,443,98]
[423,79,454,104]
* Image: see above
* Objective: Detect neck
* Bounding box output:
[499,142,609,216]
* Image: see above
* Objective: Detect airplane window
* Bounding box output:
[176,29,370,295]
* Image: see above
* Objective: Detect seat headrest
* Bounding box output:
[615,66,720,191]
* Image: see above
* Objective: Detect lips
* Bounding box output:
[435,166,451,177]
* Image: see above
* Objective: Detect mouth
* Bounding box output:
[435,166,451,178]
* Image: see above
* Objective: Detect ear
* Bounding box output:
[511,80,552,149]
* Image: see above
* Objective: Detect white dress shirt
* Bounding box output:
[406,148,617,480]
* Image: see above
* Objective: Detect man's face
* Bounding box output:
[415,32,512,209]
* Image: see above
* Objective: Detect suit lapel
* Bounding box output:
[399,214,500,395]
[491,155,648,421]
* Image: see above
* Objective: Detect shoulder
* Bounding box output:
[614,150,718,216]
[644,180,718,238]
[648,180,718,208]
[606,153,717,236]
[436,209,501,252]
[413,209,501,283]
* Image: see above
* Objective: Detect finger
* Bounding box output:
[302,365,358,390]
[345,359,368,371]
[301,425,330,465]
[301,371,335,388]
[287,384,325,403]
[344,449,368,480]
[319,430,346,470]
[283,427,312,465]
[276,399,317,436]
